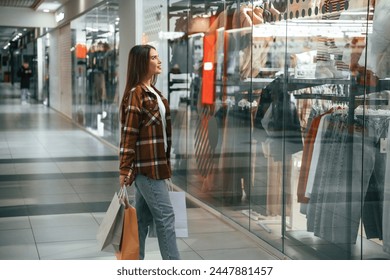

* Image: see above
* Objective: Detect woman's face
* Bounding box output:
[147,48,162,76]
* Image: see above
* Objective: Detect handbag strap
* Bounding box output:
[119,186,132,209]
[167,179,174,192]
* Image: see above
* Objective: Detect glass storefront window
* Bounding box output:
[70,0,120,146]
[36,32,50,106]
[139,0,390,260]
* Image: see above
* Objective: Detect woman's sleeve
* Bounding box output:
[119,88,142,177]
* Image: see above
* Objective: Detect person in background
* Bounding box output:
[119,44,180,260]
[17,62,32,103]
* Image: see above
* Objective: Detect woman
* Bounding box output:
[119,44,180,260]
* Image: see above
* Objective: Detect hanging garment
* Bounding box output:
[75,43,87,59]
[200,13,221,105]
[306,114,389,245]
[383,119,390,253]
[297,110,332,203]
[264,143,292,216]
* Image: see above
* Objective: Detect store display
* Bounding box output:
[70,1,119,144]
[166,0,390,260]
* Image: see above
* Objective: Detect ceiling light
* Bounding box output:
[56,12,65,22]
[11,35,20,41]
[36,2,62,12]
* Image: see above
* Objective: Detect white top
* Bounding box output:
[146,85,168,152]
[305,114,330,198]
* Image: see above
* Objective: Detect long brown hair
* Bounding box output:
[124,44,157,94]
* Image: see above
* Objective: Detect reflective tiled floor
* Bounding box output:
[0,83,279,260]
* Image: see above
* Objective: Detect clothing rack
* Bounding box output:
[283,75,390,258]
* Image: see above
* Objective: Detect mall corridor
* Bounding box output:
[0,82,279,260]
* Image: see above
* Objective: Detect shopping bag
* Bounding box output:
[115,205,139,260]
[149,191,188,238]
[96,189,125,252]
[169,191,188,237]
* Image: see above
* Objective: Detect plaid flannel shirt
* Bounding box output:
[119,84,172,180]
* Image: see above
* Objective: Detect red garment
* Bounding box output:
[201,32,216,105]
[200,14,219,105]
[75,43,87,59]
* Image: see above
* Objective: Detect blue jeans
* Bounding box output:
[21,88,30,101]
[134,174,180,260]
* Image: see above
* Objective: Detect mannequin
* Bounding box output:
[359,0,390,79]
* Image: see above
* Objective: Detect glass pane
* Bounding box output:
[162,0,390,260]
[247,1,288,252]
[70,0,120,145]
[360,0,390,260]
[283,0,390,260]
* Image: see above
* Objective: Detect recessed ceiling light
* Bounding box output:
[37,2,62,12]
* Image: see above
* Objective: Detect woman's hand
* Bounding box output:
[120,172,135,187]
[119,175,127,187]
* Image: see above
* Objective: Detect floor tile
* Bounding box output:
[179,250,203,260]
[78,192,116,203]
[182,231,262,251]
[20,184,76,196]
[96,160,118,171]
[26,202,102,216]
[19,178,71,187]
[196,247,278,260]
[0,164,15,175]
[68,177,119,187]
[0,181,20,188]
[24,193,83,205]
[49,151,87,158]
[186,208,217,220]
[37,240,114,260]
[32,224,99,243]
[0,205,29,218]
[0,216,30,230]
[0,187,22,196]
[187,217,236,234]
[29,213,97,228]
[0,243,39,260]
[11,152,52,159]
[0,198,25,207]
[14,162,62,174]
[0,228,39,260]
[56,161,105,173]
[72,184,116,194]
[0,147,11,155]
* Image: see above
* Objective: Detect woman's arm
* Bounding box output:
[119,87,142,186]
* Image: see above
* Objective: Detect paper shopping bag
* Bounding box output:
[149,191,188,238]
[115,206,139,260]
[96,190,125,252]
[169,191,188,237]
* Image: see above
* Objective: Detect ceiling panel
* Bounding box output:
[0,0,36,8]
[0,0,69,52]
